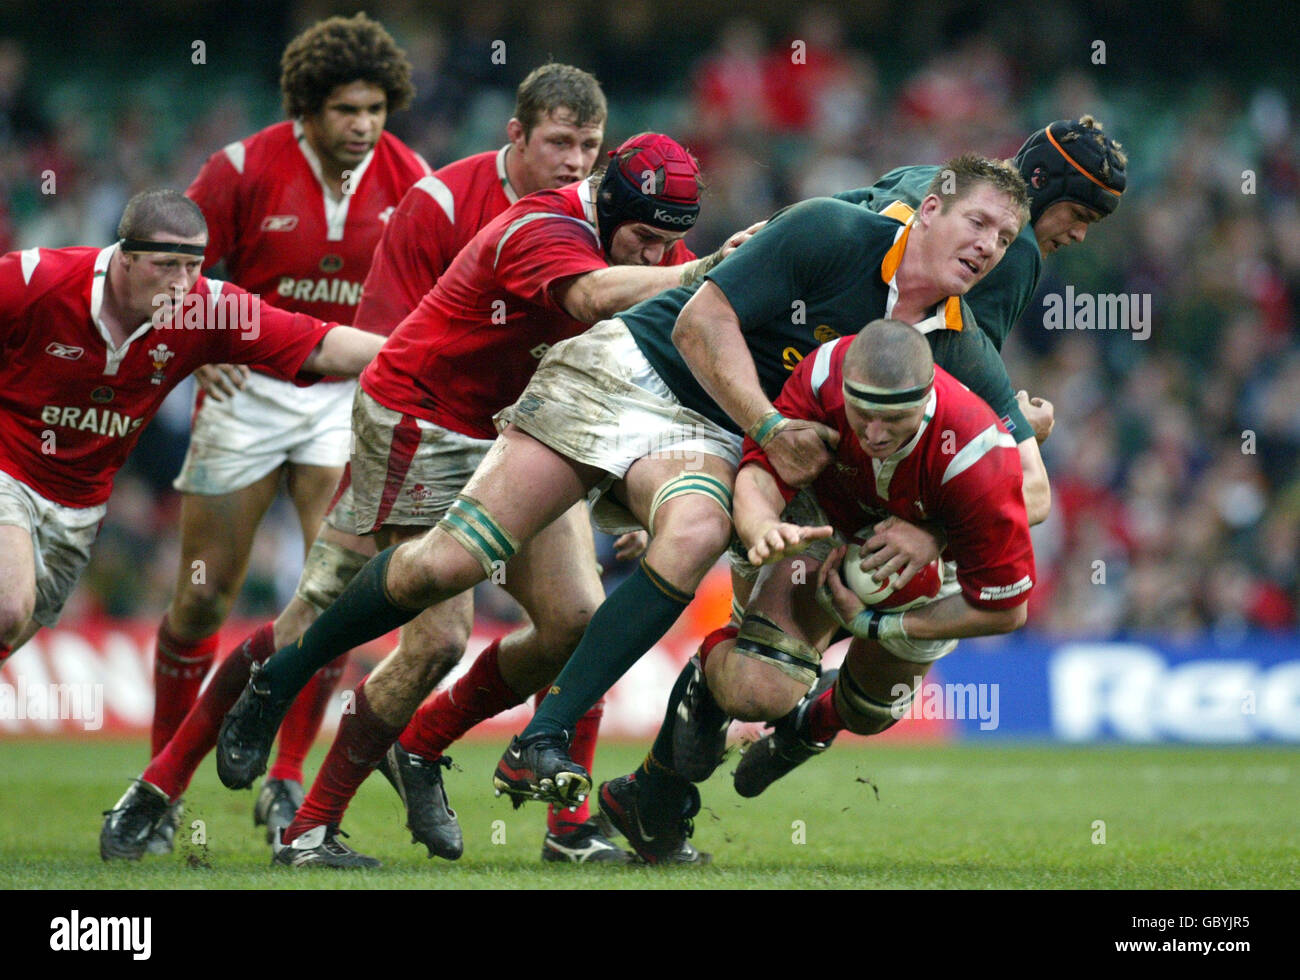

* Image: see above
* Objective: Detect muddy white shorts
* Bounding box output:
[173,373,354,495]
[0,470,105,626]
[325,388,496,535]
[495,318,742,533]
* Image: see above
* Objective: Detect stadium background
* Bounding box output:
[1,0,1297,748]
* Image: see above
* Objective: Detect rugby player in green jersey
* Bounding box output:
[838,116,1127,354]
[616,119,1130,858]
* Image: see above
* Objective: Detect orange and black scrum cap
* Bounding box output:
[1013,119,1126,224]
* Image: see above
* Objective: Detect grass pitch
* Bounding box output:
[1,738,1296,889]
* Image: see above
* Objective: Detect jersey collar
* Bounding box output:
[91,242,164,374]
[880,217,964,333]
[497,145,521,204]
[295,119,375,240]
[870,387,938,498]
[576,176,597,225]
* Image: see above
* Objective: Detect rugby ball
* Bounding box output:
[842,542,943,612]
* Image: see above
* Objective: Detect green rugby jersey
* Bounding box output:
[621,197,1031,443]
[835,165,1042,353]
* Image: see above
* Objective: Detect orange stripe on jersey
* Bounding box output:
[880,200,915,223]
[944,296,963,331]
[880,221,961,331]
[880,221,912,284]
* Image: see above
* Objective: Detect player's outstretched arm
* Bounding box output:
[300,326,385,377]
[556,227,751,325]
[734,464,832,566]
[673,281,837,488]
[557,263,694,323]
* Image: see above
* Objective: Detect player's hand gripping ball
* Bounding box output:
[842,540,943,611]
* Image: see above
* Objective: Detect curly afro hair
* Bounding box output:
[280,13,415,119]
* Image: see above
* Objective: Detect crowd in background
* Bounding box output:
[1,0,1296,637]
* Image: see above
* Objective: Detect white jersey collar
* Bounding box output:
[295,119,374,241]
[576,176,597,226]
[92,242,163,375]
[496,145,521,204]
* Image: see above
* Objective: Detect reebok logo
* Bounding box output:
[46,342,84,360]
[261,215,299,232]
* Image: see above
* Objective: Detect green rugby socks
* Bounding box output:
[260,546,421,702]
[523,559,692,740]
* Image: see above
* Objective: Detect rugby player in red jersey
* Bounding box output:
[598,319,1036,861]
[0,189,383,686]
[150,13,429,850]
[245,133,741,869]
[355,63,607,334]
[352,64,624,865]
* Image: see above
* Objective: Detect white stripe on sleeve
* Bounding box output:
[941,423,1016,485]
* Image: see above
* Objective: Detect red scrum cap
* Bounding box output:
[595,132,701,255]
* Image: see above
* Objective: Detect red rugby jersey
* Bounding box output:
[0,245,334,507]
[187,120,429,326]
[355,147,517,334]
[742,337,1035,611]
[361,180,694,439]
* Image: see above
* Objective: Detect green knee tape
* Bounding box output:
[647,471,733,537]
[438,494,519,578]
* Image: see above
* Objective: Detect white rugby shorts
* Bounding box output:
[495,318,742,533]
[173,373,354,495]
[0,470,105,626]
[326,388,496,535]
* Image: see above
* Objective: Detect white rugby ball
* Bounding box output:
[842,543,942,612]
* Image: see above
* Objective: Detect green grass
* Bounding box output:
[2,738,1297,889]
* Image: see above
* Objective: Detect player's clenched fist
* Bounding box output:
[761,418,839,488]
[1016,390,1055,443]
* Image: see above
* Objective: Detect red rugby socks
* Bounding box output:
[143,622,275,799]
[150,616,219,756]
